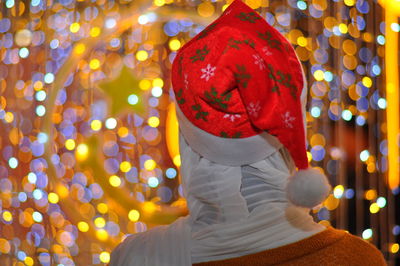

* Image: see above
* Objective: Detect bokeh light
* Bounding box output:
[362,229,373,240]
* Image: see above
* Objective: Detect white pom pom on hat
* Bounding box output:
[285,167,332,208]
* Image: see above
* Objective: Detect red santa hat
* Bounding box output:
[172,0,331,208]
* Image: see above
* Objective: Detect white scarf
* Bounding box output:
[109,103,325,266]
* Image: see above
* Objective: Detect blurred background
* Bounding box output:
[0,0,399,265]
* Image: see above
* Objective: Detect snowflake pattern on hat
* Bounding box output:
[223,113,242,122]
[253,54,266,70]
[262,46,273,56]
[200,64,216,81]
[247,101,261,118]
[282,111,296,128]
[183,73,189,90]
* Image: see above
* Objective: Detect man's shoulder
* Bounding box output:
[329,228,387,265]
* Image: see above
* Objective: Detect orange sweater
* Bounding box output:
[193,227,386,266]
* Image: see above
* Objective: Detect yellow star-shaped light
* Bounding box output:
[98,65,146,117]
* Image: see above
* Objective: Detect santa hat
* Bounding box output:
[172,0,331,208]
